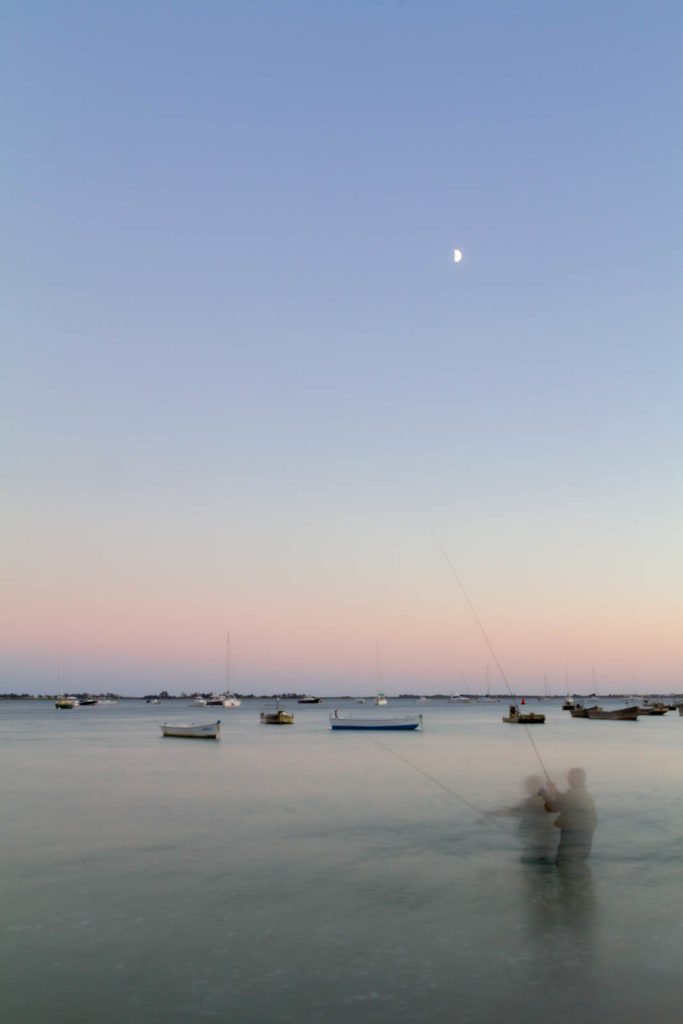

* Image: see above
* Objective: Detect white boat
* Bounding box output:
[477,665,497,702]
[297,695,320,704]
[330,711,423,731]
[190,696,207,706]
[373,642,388,705]
[54,657,78,708]
[161,720,220,739]
[449,694,471,703]
[215,633,241,707]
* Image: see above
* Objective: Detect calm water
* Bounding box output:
[2,697,682,1023]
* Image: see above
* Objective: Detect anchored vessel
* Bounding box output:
[260,703,295,725]
[502,704,545,724]
[329,711,423,731]
[161,721,221,739]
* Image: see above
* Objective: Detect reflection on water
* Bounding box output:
[521,860,597,941]
[2,698,683,1024]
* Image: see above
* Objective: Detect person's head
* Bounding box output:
[567,767,586,788]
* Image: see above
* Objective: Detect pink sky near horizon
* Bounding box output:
[4,544,682,694]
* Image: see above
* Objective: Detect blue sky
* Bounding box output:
[3,1,683,695]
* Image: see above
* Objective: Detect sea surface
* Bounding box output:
[2,697,682,1024]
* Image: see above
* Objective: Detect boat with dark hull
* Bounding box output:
[570,704,597,718]
[636,704,668,716]
[502,705,545,724]
[585,706,639,721]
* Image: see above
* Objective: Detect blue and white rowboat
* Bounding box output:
[329,711,423,731]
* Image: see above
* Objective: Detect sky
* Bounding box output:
[3,1,683,696]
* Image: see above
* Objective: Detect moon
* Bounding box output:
[453,249,463,263]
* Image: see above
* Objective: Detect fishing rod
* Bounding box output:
[432,533,554,787]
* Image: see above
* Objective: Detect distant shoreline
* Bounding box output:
[3,692,681,702]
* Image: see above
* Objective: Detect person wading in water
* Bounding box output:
[542,767,597,866]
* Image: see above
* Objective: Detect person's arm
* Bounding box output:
[541,783,561,812]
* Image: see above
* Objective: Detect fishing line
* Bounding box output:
[367,733,505,829]
[432,533,553,786]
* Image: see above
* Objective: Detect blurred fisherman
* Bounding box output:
[488,774,558,863]
[542,767,597,866]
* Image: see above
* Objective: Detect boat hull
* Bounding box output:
[502,715,545,724]
[260,711,294,725]
[329,713,422,731]
[570,704,598,718]
[161,721,220,739]
[585,707,639,720]
[503,704,545,724]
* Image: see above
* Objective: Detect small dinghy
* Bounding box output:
[160,721,221,739]
[260,704,294,724]
[329,711,423,731]
[569,703,596,718]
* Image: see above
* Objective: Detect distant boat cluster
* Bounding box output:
[503,697,681,725]
[48,692,683,740]
[55,695,118,709]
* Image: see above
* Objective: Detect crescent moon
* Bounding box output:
[453,249,463,263]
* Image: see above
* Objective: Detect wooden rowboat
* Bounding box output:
[569,703,597,718]
[260,709,294,725]
[584,706,639,721]
[160,721,221,739]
